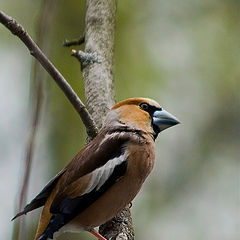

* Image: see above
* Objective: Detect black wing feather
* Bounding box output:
[12,170,65,220]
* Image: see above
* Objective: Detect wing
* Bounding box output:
[38,129,141,240]
[12,128,132,223]
[50,129,133,213]
[51,150,128,215]
[12,169,65,220]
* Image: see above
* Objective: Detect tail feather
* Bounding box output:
[37,233,49,240]
[37,214,65,240]
[12,199,46,221]
[12,170,65,221]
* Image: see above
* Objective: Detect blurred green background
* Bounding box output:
[0,0,239,240]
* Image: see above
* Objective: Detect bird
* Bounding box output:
[12,97,179,240]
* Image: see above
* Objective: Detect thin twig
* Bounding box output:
[12,1,52,239]
[63,35,85,47]
[71,49,102,69]
[0,10,98,138]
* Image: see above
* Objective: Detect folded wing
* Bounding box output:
[38,129,133,239]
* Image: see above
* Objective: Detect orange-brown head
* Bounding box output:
[105,98,179,138]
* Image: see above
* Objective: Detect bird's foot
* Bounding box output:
[89,229,107,240]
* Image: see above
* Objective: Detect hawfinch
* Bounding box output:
[12,98,179,240]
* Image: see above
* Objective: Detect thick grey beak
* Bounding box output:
[153,109,180,132]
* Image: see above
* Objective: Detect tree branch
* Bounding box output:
[0,10,98,138]
[63,35,85,47]
[71,49,102,69]
[99,206,134,240]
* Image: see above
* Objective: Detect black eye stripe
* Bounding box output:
[139,103,162,115]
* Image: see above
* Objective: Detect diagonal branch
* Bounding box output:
[0,10,98,138]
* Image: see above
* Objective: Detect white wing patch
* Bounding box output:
[83,150,128,194]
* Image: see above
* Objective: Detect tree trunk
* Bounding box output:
[82,0,134,239]
[83,0,115,128]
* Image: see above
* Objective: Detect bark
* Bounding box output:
[83,0,115,129]
[82,0,134,239]
[99,206,134,240]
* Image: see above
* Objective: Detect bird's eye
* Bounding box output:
[140,103,149,111]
